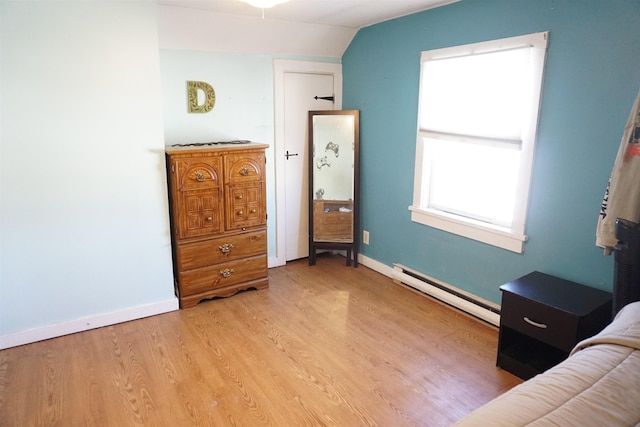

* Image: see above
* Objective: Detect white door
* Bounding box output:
[272,60,342,266]
[283,73,335,261]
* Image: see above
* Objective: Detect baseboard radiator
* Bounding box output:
[392,263,501,326]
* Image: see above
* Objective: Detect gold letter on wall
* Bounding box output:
[187,81,216,113]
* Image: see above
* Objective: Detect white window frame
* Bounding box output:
[410,32,548,253]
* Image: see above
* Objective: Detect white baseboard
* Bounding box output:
[0,298,179,350]
[268,255,285,268]
[392,265,500,326]
[358,253,395,277]
[1,255,496,349]
[359,254,500,326]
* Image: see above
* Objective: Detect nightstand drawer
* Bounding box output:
[501,292,578,352]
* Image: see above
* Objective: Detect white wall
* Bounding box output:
[158,8,343,265]
[0,1,346,348]
[0,1,177,347]
[160,50,279,259]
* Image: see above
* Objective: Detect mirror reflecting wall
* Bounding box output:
[308,110,360,267]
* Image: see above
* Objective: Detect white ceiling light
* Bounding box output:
[241,0,289,8]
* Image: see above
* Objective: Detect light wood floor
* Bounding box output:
[0,254,521,426]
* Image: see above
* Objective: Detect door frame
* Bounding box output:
[272,59,343,267]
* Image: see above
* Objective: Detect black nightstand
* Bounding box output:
[497,272,612,380]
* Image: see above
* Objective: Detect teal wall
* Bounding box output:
[343,0,640,303]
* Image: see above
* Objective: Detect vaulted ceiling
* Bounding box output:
[158,0,458,29]
[157,0,459,56]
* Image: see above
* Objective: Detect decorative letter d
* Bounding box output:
[187,81,216,113]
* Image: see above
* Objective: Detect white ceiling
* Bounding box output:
[158,0,459,29]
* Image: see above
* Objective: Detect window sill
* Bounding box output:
[409,206,527,253]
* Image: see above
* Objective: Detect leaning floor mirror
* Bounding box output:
[308,109,360,267]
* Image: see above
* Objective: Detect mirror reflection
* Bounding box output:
[308,110,360,267]
[312,114,355,201]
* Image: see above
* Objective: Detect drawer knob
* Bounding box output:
[237,194,244,200]
[238,210,244,216]
[523,316,548,329]
[219,268,235,278]
[250,209,257,214]
[206,216,213,222]
[218,243,234,253]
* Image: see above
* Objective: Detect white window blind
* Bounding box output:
[411,32,548,253]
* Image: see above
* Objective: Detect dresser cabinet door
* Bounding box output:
[226,183,266,231]
[171,157,224,240]
[224,151,266,231]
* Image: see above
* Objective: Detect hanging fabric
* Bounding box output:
[596,87,640,254]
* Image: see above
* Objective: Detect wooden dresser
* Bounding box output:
[165,142,268,308]
[313,200,353,242]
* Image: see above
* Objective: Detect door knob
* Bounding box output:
[285,150,299,160]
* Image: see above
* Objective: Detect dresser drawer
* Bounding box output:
[178,255,267,296]
[177,229,266,271]
[321,212,352,225]
[314,223,353,241]
[501,291,579,352]
[224,151,265,184]
[173,156,223,191]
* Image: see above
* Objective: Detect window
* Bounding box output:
[410,32,548,253]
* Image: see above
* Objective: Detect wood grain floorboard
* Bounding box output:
[0,254,521,426]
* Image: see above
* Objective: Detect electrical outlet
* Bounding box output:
[363,230,370,245]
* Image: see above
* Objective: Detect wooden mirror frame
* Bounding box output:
[308,109,360,267]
